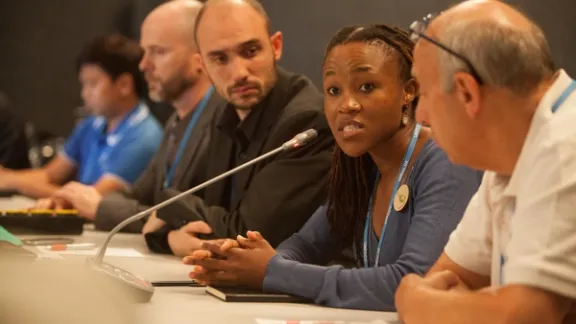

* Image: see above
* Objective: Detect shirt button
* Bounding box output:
[239,152,247,160]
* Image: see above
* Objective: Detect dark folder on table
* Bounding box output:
[206,285,310,303]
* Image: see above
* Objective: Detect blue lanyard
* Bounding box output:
[163,86,214,188]
[500,79,576,284]
[363,123,421,268]
[551,80,576,113]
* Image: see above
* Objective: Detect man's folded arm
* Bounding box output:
[95,157,159,232]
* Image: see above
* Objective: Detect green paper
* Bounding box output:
[0,225,22,246]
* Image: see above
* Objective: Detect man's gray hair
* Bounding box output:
[438,18,555,94]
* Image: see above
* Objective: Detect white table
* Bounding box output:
[0,195,36,209]
[2,196,400,323]
[59,231,399,324]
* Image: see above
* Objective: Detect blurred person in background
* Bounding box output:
[0,34,163,200]
[0,92,30,171]
[50,0,223,232]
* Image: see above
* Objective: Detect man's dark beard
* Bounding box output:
[162,74,196,103]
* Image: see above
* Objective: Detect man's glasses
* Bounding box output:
[409,13,484,85]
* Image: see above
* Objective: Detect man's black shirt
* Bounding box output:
[145,67,334,253]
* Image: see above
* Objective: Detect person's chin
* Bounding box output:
[338,143,368,158]
[88,107,105,116]
[232,96,261,109]
[147,90,165,103]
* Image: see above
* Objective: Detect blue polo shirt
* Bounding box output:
[61,103,163,185]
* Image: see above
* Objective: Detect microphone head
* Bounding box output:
[295,129,318,143]
[282,129,318,150]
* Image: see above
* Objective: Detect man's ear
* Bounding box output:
[115,73,135,97]
[453,72,481,119]
[270,31,283,61]
[192,52,205,74]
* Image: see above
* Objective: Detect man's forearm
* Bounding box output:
[401,288,507,324]
[11,170,61,198]
[401,287,565,324]
[94,193,149,232]
[425,253,491,290]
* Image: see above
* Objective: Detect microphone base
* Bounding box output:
[86,257,155,303]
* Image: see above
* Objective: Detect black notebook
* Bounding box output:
[206,286,311,303]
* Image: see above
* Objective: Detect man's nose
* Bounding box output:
[139,53,151,72]
[228,57,250,84]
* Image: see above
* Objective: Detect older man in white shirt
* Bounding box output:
[395,0,576,323]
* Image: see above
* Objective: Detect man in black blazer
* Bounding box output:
[143,0,334,256]
[48,0,222,232]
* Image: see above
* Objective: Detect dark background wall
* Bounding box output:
[268,0,576,88]
[0,0,162,136]
[1,0,574,136]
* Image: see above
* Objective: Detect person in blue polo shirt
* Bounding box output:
[0,34,163,201]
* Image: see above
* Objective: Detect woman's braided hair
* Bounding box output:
[323,24,417,257]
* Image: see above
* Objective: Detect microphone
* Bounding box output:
[86,129,319,303]
[281,129,317,150]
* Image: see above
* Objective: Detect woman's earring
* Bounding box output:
[402,105,410,125]
[402,114,410,126]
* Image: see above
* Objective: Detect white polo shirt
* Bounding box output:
[445,69,576,299]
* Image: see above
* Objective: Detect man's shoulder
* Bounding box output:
[71,116,101,137]
[524,97,576,182]
[533,72,576,150]
[129,110,163,137]
[278,68,324,117]
[545,100,576,147]
[285,67,324,111]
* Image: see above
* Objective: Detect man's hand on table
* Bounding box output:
[52,182,102,220]
[142,211,166,234]
[168,221,213,257]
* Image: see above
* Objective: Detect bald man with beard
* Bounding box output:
[52,0,223,232]
[395,0,576,323]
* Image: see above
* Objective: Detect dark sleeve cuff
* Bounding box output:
[94,194,146,233]
[156,188,203,228]
[144,226,173,254]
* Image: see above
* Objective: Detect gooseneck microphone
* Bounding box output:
[86,129,318,302]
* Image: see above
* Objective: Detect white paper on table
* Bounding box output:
[255,319,395,324]
[35,253,65,260]
[37,247,144,257]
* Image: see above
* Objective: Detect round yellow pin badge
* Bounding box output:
[394,184,410,212]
